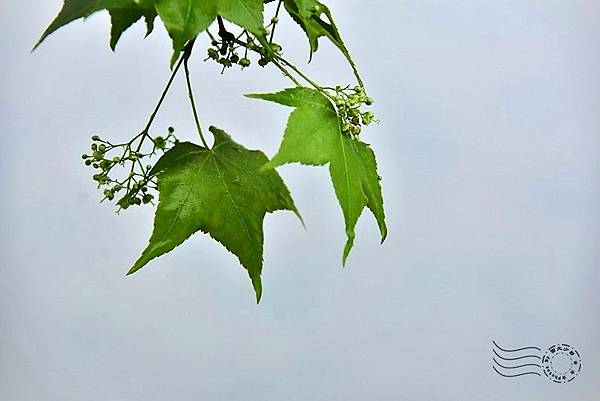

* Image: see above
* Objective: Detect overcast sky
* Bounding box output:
[1,1,599,400]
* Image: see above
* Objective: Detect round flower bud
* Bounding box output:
[208,48,219,60]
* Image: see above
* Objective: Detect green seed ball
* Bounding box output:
[118,198,130,209]
[271,16,279,23]
[362,111,375,125]
[91,135,100,141]
[230,54,239,63]
[98,144,106,152]
[239,58,251,67]
[208,48,219,60]
[85,159,92,166]
[218,58,232,67]
[82,154,89,159]
[91,143,98,151]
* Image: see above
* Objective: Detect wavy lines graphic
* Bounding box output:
[492,341,542,378]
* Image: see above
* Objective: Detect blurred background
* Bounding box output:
[1,1,599,400]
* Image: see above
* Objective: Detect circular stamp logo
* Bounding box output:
[541,344,582,383]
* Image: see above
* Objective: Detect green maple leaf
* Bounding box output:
[109,2,157,50]
[154,0,266,64]
[35,0,156,50]
[283,1,351,60]
[128,126,301,302]
[283,0,362,85]
[109,8,141,49]
[109,8,142,50]
[247,88,387,264]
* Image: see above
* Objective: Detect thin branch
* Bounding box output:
[269,0,283,43]
[143,51,186,134]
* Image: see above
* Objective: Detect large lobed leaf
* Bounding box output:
[37,0,266,63]
[128,126,301,302]
[247,88,387,264]
[35,0,156,50]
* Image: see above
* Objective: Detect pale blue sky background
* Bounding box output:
[1,1,599,400]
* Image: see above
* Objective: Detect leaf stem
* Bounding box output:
[276,57,320,90]
[276,56,336,101]
[183,44,209,148]
[271,59,303,87]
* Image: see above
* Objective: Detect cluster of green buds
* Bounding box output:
[330,85,377,138]
[206,33,283,72]
[81,127,178,211]
[206,40,251,72]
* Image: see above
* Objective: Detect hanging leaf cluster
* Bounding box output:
[37,0,387,302]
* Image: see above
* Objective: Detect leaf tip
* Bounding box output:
[251,275,263,304]
[295,211,307,229]
[244,93,261,100]
[342,234,355,266]
[32,31,49,52]
[126,259,146,276]
[380,228,388,244]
